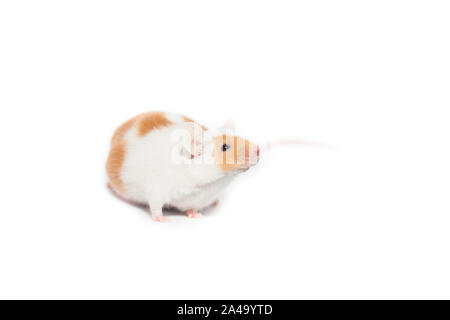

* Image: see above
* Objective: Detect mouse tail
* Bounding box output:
[261,138,332,150]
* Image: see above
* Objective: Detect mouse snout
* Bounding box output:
[253,145,260,161]
[246,144,260,166]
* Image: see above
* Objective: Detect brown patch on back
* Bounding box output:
[137,112,173,136]
[110,116,137,144]
[183,116,194,123]
[106,142,127,194]
[183,115,208,131]
[106,115,141,195]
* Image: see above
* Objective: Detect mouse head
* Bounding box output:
[175,119,260,173]
[211,134,260,172]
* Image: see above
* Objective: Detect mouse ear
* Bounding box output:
[221,118,235,134]
[178,122,204,160]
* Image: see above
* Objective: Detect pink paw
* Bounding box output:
[186,209,203,219]
[152,215,170,222]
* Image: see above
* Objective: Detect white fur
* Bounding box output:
[118,113,234,215]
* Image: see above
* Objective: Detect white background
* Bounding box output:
[1,1,449,299]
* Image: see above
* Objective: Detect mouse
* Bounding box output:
[106,111,260,222]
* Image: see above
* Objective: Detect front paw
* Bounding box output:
[152,215,170,222]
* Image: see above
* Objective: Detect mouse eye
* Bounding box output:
[222,144,231,152]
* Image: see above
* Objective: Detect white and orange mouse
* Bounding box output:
[106,112,260,222]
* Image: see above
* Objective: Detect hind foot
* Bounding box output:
[186,209,203,219]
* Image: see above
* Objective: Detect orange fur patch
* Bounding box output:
[110,117,137,144]
[137,112,173,136]
[183,115,207,131]
[106,116,140,194]
[106,142,127,194]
